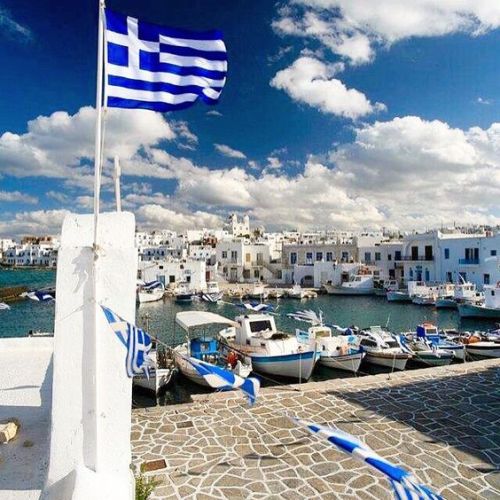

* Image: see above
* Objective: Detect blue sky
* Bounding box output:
[1,0,500,236]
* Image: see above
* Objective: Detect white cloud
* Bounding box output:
[206,110,223,117]
[266,157,283,170]
[0,106,175,186]
[271,56,386,118]
[274,1,500,65]
[214,143,247,159]
[0,6,32,42]
[0,209,71,237]
[0,190,38,204]
[46,190,69,203]
[477,97,493,105]
[136,205,222,231]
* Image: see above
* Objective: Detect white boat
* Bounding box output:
[411,323,465,361]
[287,284,307,299]
[175,282,195,304]
[374,279,399,296]
[464,339,500,358]
[435,297,457,308]
[458,283,500,319]
[412,294,436,306]
[133,349,177,395]
[386,290,411,302]
[219,313,317,381]
[324,273,375,295]
[0,302,10,310]
[137,281,165,303]
[399,335,454,367]
[454,281,483,304]
[248,283,268,300]
[173,311,253,387]
[268,288,285,299]
[357,326,411,370]
[201,281,223,303]
[297,325,365,373]
[434,283,457,308]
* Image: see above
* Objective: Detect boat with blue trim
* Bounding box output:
[219,313,318,381]
[173,311,253,387]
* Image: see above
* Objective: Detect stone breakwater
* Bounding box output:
[132,359,500,499]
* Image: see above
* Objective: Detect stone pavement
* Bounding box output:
[131,359,500,499]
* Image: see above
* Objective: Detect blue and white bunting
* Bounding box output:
[289,416,441,500]
[104,8,227,112]
[101,305,154,378]
[184,355,259,406]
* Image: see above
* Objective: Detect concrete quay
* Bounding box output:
[132,358,500,499]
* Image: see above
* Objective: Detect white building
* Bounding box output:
[216,238,273,282]
[138,258,208,292]
[225,214,250,237]
[2,237,59,267]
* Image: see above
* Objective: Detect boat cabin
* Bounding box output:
[416,323,438,337]
[484,283,500,309]
[189,337,219,363]
[206,281,220,293]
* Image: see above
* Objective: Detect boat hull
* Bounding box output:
[465,343,500,358]
[251,350,317,380]
[364,352,409,370]
[175,294,194,304]
[411,352,454,367]
[386,291,411,302]
[133,368,176,394]
[435,298,457,309]
[326,286,375,296]
[319,352,365,373]
[137,289,164,303]
[458,303,500,319]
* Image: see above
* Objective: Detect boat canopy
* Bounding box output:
[175,311,238,331]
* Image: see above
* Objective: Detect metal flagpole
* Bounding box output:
[92,0,105,250]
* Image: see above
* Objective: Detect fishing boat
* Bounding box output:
[21,287,56,302]
[297,325,365,373]
[173,311,253,387]
[374,279,399,296]
[133,347,177,395]
[413,323,465,360]
[386,290,411,302]
[287,284,307,299]
[201,281,223,303]
[458,283,500,319]
[412,294,436,306]
[248,283,268,300]
[399,332,454,367]
[137,280,164,304]
[174,282,195,304]
[357,326,411,370]
[324,273,375,295]
[435,297,457,308]
[219,313,317,381]
[268,288,285,299]
[454,332,500,358]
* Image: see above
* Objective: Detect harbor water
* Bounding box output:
[1,268,497,340]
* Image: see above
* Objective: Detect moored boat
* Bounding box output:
[399,333,454,367]
[413,323,465,361]
[175,282,195,304]
[386,290,411,302]
[357,326,411,370]
[219,313,317,381]
[297,325,364,373]
[201,281,223,303]
[173,311,253,387]
[458,283,500,319]
[287,284,307,299]
[324,272,375,296]
[133,348,177,395]
[137,280,164,303]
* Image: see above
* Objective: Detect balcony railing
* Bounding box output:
[459,258,479,265]
[395,256,434,261]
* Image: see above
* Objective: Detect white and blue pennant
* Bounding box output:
[184,355,260,406]
[290,417,442,500]
[101,305,154,378]
[104,8,227,112]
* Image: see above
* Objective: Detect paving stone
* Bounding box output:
[131,359,500,500]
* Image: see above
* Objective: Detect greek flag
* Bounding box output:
[104,8,227,112]
[184,356,259,406]
[101,305,154,378]
[290,416,441,500]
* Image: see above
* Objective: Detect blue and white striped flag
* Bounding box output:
[104,9,227,112]
[290,416,441,500]
[184,356,260,406]
[101,305,154,378]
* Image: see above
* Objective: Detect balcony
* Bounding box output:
[459,258,479,265]
[395,256,434,261]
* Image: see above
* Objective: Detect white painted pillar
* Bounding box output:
[43,212,137,500]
